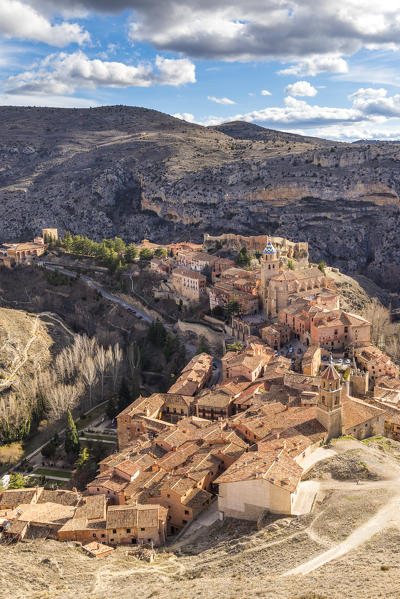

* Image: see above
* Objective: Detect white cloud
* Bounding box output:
[6,1,400,73]
[172,112,196,122]
[349,87,388,100]
[0,0,90,47]
[207,95,236,105]
[0,92,98,108]
[349,87,400,118]
[155,56,196,85]
[285,81,318,97]
[4,51,196,96]
[261,89,271,96]
[278,55,348,76]
[178,87,400,133]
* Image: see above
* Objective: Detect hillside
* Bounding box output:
[1,438,400,599]
[0,308,74,397]
[1,106,400,289]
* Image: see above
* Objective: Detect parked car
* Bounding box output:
[127,307,136,314]
[297,348,302,354]
[322,355,329,362]
[336,358,343,364]
[274,350,279,357]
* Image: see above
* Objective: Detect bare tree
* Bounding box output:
[108,343,123,393]
[81,357,98,409]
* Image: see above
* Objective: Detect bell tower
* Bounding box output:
[261,238,280,314]
[317,356,343,441]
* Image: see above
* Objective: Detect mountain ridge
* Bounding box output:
[1,105,400,290]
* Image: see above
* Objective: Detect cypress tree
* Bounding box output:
[118,377,132,413]
[65,410,80,456]
[106,394,119,419]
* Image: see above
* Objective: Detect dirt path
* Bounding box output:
[39,311,75,339]
[285,492,400,576]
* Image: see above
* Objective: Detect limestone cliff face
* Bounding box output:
[1,106,400,289]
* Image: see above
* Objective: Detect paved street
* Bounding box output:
[40,261,153,323]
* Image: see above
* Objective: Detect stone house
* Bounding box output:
[176,250,217,272]
[106,504,167,546]
[171,267,207,301]
[310,311,371,350]
[117,395,166,449]
[215,449,303,519]
[168,353,213,396]
[209,281,259,315]
[356,345,400,383]
[302,345,321,376]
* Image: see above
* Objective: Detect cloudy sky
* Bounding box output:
[2,0,400,140]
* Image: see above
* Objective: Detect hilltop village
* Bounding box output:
[1,231,400,552]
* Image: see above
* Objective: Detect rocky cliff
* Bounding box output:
[1,105,400,289]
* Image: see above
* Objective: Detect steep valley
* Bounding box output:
[1,105,400,289]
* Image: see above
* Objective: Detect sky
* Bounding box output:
[2,1,400,140]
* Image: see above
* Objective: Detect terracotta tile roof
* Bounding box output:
[106,504,164,529]
[284,372,320,392]
[13,502,76,526]
[0,487,43,508]
[321,362,340,381]
[114,459,141,478]
[37,489,81,506]
[215,449,302,493]
[182,487,212,510]
[172,267,207,281]
[83,542,113,557]
[117,395,165,419]
[156,441,201,471]
[342,397,385,429]
[196,389,234,409]
[75,495,107,521]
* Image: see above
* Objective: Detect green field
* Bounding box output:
[34,468,73,479]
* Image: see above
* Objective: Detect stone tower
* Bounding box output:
[351,369,369,398]
[316,357,343,441]
[261,238,280,313]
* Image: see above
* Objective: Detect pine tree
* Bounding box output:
[65,410,80,456]
[125,243,138,262]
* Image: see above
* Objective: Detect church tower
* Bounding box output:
[316,357,343,441]
[261,238,280,314]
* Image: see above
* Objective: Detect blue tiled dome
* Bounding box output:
[263,240,276,254]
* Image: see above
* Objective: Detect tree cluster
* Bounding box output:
[0,335,123,444]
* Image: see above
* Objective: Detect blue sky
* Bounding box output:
[2,1,400,140]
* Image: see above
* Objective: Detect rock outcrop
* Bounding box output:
[1,105,400,289]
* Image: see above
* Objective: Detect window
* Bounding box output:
[110,538,114,542]
[101,534,105,538]
[127,528,131,533]
[184,510,189,515]
[141,527,145,531]
[97,488,99,492]
[182,519,188,524]
[167,493,170,498]
[93,533,96,537]
[113,529,116,534]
